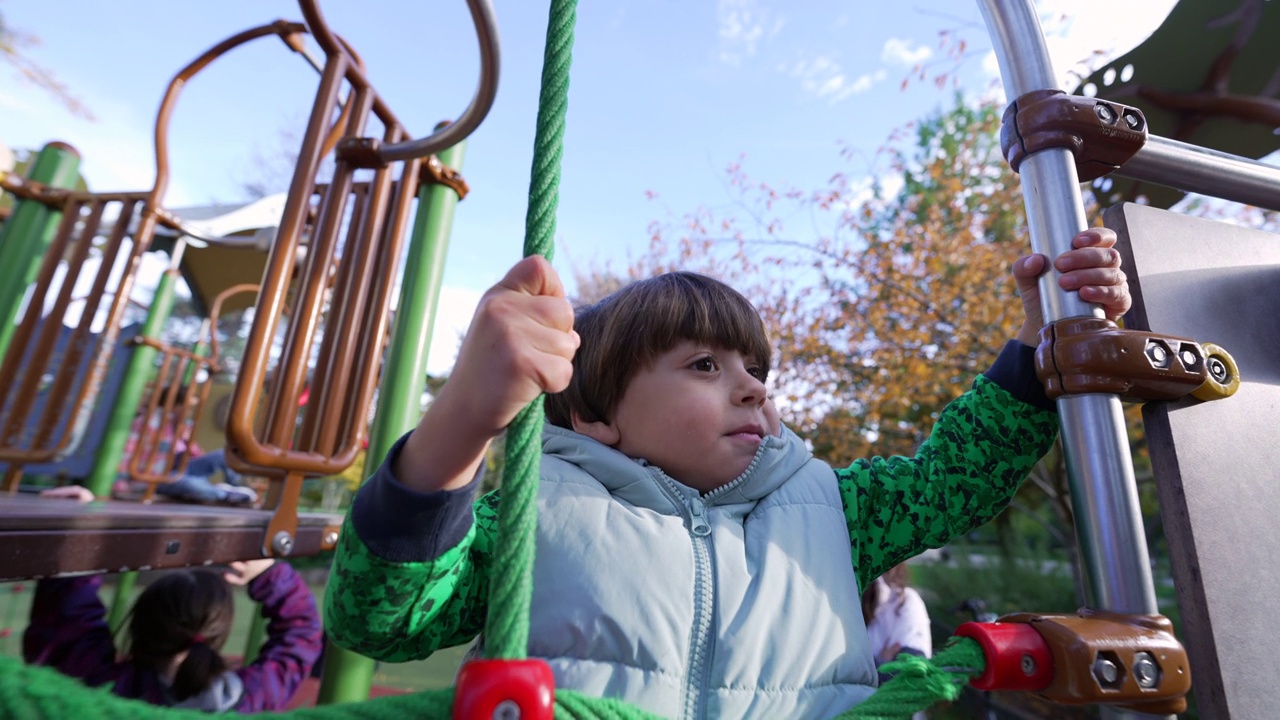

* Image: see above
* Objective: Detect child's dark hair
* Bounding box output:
[127,569,234,701]
[862,563,910,625]
[546,271,771,429]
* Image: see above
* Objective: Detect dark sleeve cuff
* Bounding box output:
[350,432,482,563]
[984,340,1054,411]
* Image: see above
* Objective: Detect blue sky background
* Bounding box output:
[0,0,1175,372]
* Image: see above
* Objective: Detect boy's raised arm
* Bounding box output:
[840,227,1133,585]
[395,255,579,492]
[326,256,578,661]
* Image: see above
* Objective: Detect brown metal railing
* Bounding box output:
[0,15,360,494]
[125,284,258,502]
[1,0,495,561]
[0,191,161,490]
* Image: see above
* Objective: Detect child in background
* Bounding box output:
[325,229,1130,718]
[25,488,321,712]
[863,563,932,670]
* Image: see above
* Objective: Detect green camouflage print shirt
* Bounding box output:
[325,373,1057,662]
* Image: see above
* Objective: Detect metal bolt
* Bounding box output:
[1093,656,1119,685]
[1180,349,1199,368]
[493,700,521,720]
[1133,652,1160,688]
[1095,103,1117,123]
[271,531,294,557]
[1122,111,1143,130]
[323,530,339,547]
[1208,357,1229,383]
[1146,342,1169,368]
[1021,654,1037,676]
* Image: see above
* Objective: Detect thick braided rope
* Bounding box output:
[484,0,577,661]
[0,655,667,719]
[0,639,982,718]
[836,637,985,719]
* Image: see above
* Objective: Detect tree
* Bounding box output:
[0,9,93,120]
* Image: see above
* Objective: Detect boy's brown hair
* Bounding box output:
[546,271,772,429]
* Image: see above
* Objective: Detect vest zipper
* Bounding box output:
[657,474,715,720]
[655,441,769,719]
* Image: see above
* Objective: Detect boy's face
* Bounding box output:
[580,340,771,492]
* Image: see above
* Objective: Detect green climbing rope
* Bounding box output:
[0,638,985,718]
[0,0,993,716]
[484,0,577,663]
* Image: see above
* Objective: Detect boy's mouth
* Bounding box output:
[726,424,765,441]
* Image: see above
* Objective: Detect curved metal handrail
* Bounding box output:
[149,19,362,208]
[297,0,501,162]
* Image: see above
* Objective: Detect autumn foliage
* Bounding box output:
[591,98,1034,465]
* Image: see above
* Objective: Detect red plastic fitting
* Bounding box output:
[452,658,556,720]
[955,621,1054,692]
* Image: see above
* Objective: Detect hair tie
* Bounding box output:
[191,633,206,645]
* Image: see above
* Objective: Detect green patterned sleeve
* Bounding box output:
[324,490,501,662]
[836,375,1058,589]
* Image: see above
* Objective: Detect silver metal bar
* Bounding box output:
[379,0,500,162]
[976,1,1168,717]
[1120,134,1280,211]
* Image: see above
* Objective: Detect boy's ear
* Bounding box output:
[571,413,621,446]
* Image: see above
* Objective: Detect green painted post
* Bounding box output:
[105,571,138,633]
[0,142,82,362]
[242,607,267,665]
[84,265,180,498]
[315,137,467,705]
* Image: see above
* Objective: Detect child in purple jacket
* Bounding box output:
[24,490,322,712]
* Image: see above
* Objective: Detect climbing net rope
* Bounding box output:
[0,0,987,717]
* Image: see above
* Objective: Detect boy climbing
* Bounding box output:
[325,227,1129,719]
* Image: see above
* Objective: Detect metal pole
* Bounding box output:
[0,142,82,362]
[106,571,138,633]
[315,137,467,705]
[975,2,1166,719]
[1119,135,1280,212]
[242,606,268,665]
[83,250,183,498]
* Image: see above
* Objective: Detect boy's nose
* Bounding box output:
[734,373,767,407]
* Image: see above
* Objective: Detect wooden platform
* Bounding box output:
[0,494,341,581]
[1109,202,1280,720]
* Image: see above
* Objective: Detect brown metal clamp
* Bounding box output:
[959,609,1192,715]
[1001,89,1148,182]
[337,133,470,199]
[1035,318,1240,402]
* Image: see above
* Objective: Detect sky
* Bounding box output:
[0,0,1177,374]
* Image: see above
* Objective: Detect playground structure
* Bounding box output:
[0,0,494,705]
[0,0,1277,717]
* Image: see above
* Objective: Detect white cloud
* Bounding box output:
[780,53,883,105]
[881,38,932,67]
[716,0,785,66]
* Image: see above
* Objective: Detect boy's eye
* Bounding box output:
[747,366,766,381]
[692,357,718,372]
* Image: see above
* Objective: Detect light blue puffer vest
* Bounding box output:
[527,424,879,719]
